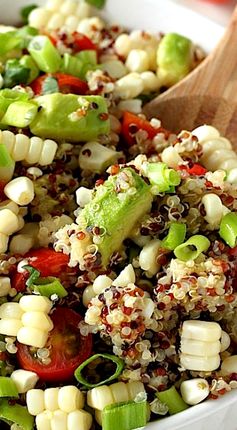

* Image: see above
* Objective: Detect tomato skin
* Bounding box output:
[17,308,93,382]
[121,111,166,146]
[0,180,6,201]
[72,31,97,53]
[12,248,71,292]
[31,73,88,96]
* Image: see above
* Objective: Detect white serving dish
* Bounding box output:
[1,1,236,429]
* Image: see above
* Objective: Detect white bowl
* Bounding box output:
[1,1,235,429]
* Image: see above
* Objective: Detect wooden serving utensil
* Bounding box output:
[143,6,237,149]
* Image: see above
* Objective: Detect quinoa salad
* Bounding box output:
[1,1,237,430]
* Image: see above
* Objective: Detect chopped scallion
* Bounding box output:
[32,276,68,298]
[3,59,30,88]
[0,377,18,398]
[1,101,38,128]
[74,353,124,388]
[28,35,61,73]
[0,144,13,167]
[0,399,34,430]
[146,162,181,193]
[23,265,40,288]
[85,0,106,8]
[162,222,186,250]
[102,400,148,430]
[174,235,210,261]
[156,386,188,415]
[219,212,237,248]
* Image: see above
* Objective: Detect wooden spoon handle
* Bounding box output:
[175,5,237,101]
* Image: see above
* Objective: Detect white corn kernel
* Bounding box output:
[4,177,34,206]
[58,386,84,412]
[17,216,25,231]
[110,382,129,403]
[0,199,19,215]
[140,71,160,92]
[26,389,45,416]
[126,49,150,73]
[180,378,209,405]
[180,353,220,371]
[83,285,95,307]
[68,409,93,430]
[19,295,52,313]
[51,410,68,430]
[0,277,11,297]
[61,0,77,15]
[76,187,93,208]
[102,60,128,79]
[227,168,237,184]
[0,302,24,319]
[9,234,35,255]
[192,125,220,143]
[221,355,237,375]
[114,34,132,57]
[29,8,53,28]
[87,385,114,410]
[93,275,113,294]
[64,15,79,32]
[12,134,30,162]
[0,233,8,253]
[181,338,221,356]
[109,115,121,134]
[182,320,221,342]
[161,147,183,168]
[22,311,53,332]
[1,130,15,153]
[139,239,161,276]
[25,137,43,164]
[17,327,48,348]
[79,141,120,173]
[11,369,39,394]
[127,381,145,400]
[77,17,104,37]
[220,331,231,352]
[0,318,23,336]
[75,2,91,20]
[112,264,135,287]
[201,194,223,226]
[95,410,102,425]
[117,99,142,114]
[114,73,144,99]
[44,387,60,411]
[46,0,64,11]
[0,209,19,235]
[48,13,65,30]
[39,139,58,166]
[36,411,52,430]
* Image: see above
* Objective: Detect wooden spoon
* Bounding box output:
[143,6,237,149]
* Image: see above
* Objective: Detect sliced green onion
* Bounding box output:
[23,265,40,288]
[0,144,15,181]
[19,55,39,83]
[21,5,38,25]
[0,399,34,430]
[162,222,186,250]
[146,162,181,192]
[74,353,124,388]
[28,35,61,73]
[85,0,106,8]
[0,88,30,120]
[3,59,30,88]
[0,32,22,57]
[102,400,148,430]
[219,212,237,248]
[1,101,38,127]
[76,50,97,65]
[16,26,39,49]
[61,52,98,80]
[156,386,188,415]
[32,276,68,298]
[174,235,210,261]
[0,377,18,398]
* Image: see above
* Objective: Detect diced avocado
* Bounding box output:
[157,33,193,86]
[30,93,110,142]
[19,55,39,83]
[76,167,153,267]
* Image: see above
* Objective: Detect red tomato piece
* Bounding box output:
[72,31,98,52]
[0,180,6,201]
[17,308,93,382]
[30,73,88,96]
[187,164,207,176]
[122,111,160,146]
[11,248,71,292]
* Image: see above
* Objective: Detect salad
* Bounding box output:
[0,1,237,430]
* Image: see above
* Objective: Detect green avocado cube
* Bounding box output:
[30,93,110,142]
[157,33,193,86]
[77,167,153,266]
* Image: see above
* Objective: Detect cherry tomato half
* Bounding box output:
[0,180,6,202]
[31,73,88,96]
[72,31,98,53]
[12,248,71,292]
[17,307,93,382]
